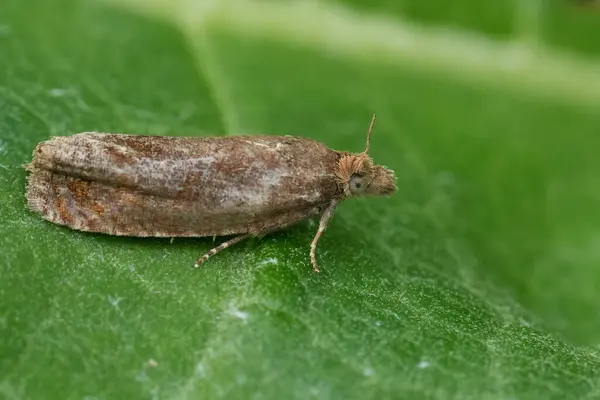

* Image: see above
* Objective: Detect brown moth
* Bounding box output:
[24,115,397,272]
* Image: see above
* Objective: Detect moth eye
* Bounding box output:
[349,174,367,195]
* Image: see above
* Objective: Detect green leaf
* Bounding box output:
[2,0,600,399]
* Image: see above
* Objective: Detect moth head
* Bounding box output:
[335,115,398,198]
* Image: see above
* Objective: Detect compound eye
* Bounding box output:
[349,174,367,194]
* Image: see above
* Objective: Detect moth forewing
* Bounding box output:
[25,114,397,272]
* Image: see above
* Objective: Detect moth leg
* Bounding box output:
[194,233,251,268]
[310,199,340,273]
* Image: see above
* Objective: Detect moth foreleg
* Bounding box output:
[310,199,340,273]
[194,233,252,268]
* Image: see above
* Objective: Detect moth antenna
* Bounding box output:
[364,114,377,154]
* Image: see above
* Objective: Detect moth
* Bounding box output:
[25,115,397,272]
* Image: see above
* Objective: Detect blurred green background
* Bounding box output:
[2,0,600,399]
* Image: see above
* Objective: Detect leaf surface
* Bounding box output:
[1,1,600,399]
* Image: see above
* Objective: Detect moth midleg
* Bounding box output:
[310,199,340,273]
[193,233,251,268]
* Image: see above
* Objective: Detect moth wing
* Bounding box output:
[27,134,340,237]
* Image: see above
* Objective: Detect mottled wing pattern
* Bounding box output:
[26,133,341,237]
